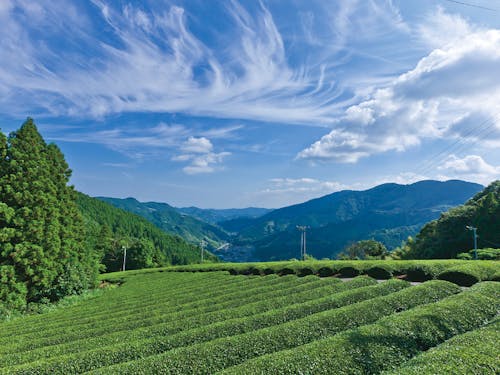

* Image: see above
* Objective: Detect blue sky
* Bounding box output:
[0,0,499,208]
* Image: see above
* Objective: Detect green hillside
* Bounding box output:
[77,193,216,271]
[229,180,483,260]
[405,180,500,259]
[0,264,497,373]
[98,197,229,247]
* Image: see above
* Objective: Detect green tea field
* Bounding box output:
[0,260,498,374]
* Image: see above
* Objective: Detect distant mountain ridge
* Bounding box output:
[77,193,212,268]
[97,197,230,247]
[96,180,484,262]
[227,180,484,261]
[176,207,273,225]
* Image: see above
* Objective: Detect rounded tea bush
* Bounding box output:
[339,266,360,278]
[365,265,393,279]
[278,268,295,276]
[261,268,275,276]
[317,267,335,277]
[297,267,314,277]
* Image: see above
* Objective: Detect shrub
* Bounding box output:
[296,267,314,277]
[95,280,459,375]
[317,266,334,277]
[0,273,295,353]
[365,264,393,279]
[437,262,498,286]
[384,317,500,374]
[278,267,294,276]
[457,248,500,261]
[338,266,360,277]
[456,252,472,260]
[4,277,375,372]
[223,282,499,375]
[261,268,275,275]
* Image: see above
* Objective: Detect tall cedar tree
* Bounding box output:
[0,119,98,302]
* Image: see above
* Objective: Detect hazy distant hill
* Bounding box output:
[229,180,483,261]
[97,197,229,247]
[176,207,273,225]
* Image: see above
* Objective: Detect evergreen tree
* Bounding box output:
[0,118,97,302]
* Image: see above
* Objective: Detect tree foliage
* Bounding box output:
[77,192,218,272]
[405,181,500,259]
[0,118,98,303]
[338,239,388,260]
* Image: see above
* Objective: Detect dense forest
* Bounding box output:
[0,119,212,314]
[77,193,216,271]
[97,197,229,248]
[400,181,500,259]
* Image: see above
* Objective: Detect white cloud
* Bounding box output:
[440,155,497,174]
[417,7,473,48]
[437,155,500,184]
[0,1,413,125]
[256,177,348,207]
[298,26,500,163]
[181,137,213,154]
[49,122,190,157]
[181,152,231,175]
[371,172,431,187]
[173,136,230,175]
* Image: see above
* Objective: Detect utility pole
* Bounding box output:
[122,245,127,272]
[297,226,308,260]
[466,226,478,260]
[200,239,206,263]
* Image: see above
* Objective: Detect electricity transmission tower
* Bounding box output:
[297,226,308,260]
[122,245,127,272]
[466,226,478,260]
[200,239,206,263]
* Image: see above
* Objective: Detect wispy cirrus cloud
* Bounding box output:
[0,1,413,125]
[48,122,189,157]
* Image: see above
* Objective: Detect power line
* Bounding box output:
[441,0,498,11]
[480,237,500,248]
[420,114,498,175]
[414,112,500,177]
[416,115,496,175]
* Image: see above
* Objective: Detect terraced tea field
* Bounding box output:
[0,263,498,374]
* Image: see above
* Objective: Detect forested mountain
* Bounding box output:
[97,197,229,247]
[77,194,215,272]
[230,180,483,261]
[176,207,272,225]
[404,180,500,259]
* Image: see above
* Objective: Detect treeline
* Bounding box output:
[77,192,216,272]
[0,119,214,315]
